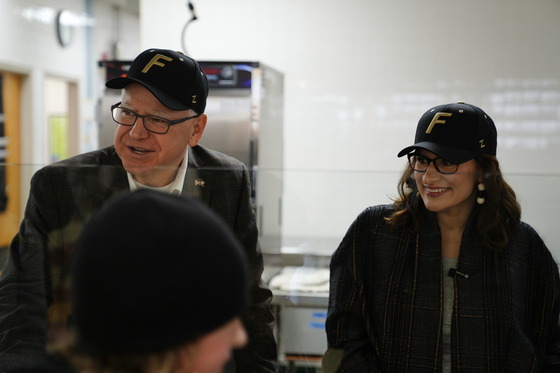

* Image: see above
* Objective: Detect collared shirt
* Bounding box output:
[127,149,188,195]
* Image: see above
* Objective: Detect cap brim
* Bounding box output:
[397,142,477,164]
[105,77,191,111]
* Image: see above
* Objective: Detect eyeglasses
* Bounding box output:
[110,102,199,134]
[407,153,460,175]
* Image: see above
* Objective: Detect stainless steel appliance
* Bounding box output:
[199,61,284,252]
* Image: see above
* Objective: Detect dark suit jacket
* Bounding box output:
[0,145,277,372]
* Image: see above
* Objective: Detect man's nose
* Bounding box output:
[129,118,150,139]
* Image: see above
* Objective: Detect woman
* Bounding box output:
[323,102,560,372]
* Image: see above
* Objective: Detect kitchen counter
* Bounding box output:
[272,289,329,307]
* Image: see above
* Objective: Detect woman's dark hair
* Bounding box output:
[387,154,521,251]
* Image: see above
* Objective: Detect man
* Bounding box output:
[12,189,250,373]
[0,48,277,372]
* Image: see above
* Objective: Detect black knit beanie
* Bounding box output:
[71,189,248,355]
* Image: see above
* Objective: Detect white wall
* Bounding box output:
[0,0,140,212]
[3,0,558,258]
[0,0,87,165]
[0,0,141,157]
[139,0,560,257]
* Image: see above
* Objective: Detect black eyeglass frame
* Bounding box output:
[110,102,200,134]
[406,153,460,175]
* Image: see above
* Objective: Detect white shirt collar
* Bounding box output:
[127,148,189,195]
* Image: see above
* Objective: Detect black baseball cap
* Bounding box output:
[397,102,497,164]
[105,48,209,114]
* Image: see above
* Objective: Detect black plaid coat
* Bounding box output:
[324,205,560,372]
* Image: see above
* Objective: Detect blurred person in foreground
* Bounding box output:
[323,102,560,372]
[12,189,249,373]
[0,48,276,372]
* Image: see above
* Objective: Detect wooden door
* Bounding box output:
[0,72,22,249]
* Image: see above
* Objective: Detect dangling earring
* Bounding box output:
[405,178,414,196]
[476,182,486,205]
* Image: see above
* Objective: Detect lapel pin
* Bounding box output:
[195,178,206,187]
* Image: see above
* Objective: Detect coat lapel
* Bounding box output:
[183,147,213,205]
[100,149,129,200]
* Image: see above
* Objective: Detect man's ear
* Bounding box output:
[188,113,207,147]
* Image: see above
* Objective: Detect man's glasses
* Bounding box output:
[407,153,460,175]
[110,102,199,134]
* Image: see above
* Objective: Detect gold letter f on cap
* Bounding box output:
[142,54,173,74]
[426,112,452,134]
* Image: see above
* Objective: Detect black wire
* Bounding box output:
[181,0,198,55]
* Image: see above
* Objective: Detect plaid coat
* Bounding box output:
[324,205,560,372]
[0,145,277,372]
